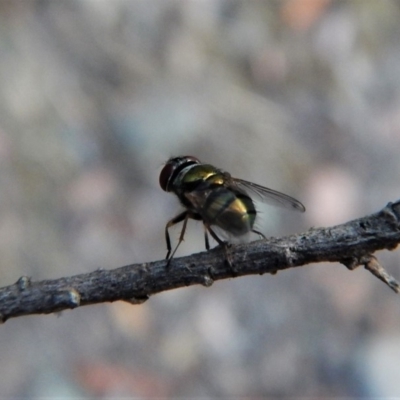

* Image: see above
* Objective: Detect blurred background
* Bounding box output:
[0,0,399,397]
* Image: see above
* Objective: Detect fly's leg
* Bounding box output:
[167,213,191,266]
[165,212,203,267]
[206,225,225,246]
[203,226,216,280]
[206,225,235,274]
[252,229,266,239]
[203,225,210,251]
[165,211,187,263]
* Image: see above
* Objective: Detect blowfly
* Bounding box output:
[159,156,305,264]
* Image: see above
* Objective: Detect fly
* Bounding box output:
[159,156,305,264]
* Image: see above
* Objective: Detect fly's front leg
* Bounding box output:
[165,211,187,262]
[165,211,203,267]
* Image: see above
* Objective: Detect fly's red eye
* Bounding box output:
[159,162,174,191]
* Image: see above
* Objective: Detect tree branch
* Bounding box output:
[1,200,400,323]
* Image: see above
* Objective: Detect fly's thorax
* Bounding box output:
[168,164,216,210]
[173,165,228,209]
[202,187,256,236]
[176,164,220,187]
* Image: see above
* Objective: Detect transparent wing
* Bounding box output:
[229,177,306,212]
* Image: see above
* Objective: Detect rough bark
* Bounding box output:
[1,200,400,323]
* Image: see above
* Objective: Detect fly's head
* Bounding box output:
[159,156,200,192]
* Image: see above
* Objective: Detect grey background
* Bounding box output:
[0,0,399,397]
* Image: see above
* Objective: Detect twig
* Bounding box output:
[1,200,400,323]
[363,255,400,293]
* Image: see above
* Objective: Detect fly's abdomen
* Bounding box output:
[203,188,256,236]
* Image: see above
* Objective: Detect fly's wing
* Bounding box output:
[228,177,306,212]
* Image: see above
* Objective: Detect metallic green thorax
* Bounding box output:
[171,164,256,236]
